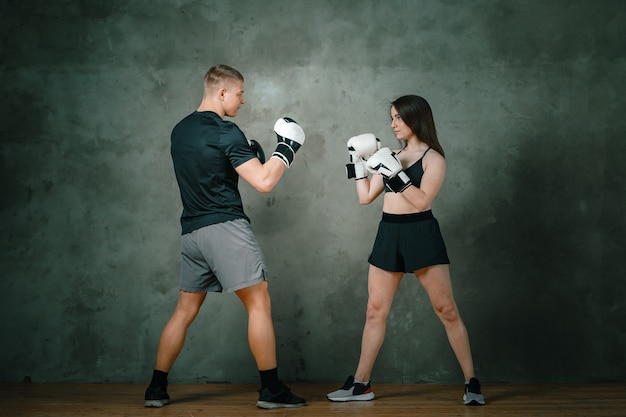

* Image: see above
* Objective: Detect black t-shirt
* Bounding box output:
[170,111,255,234]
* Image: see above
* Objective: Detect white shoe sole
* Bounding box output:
[327,392,375,402]
[256,400,306,409]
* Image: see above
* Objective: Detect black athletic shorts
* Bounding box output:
[368,210,450,273]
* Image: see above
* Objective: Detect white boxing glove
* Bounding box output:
[346,133,381,180]
[366,147,412,192]
[271,117,305,168]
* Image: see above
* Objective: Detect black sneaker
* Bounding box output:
[256,383,306,409]
[144,385,170,408]
[463,377,485,405]
[327,375,375,402]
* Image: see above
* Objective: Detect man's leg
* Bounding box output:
[154,290,207,371]
[236,281,306,409]
[235,281,276,371]
[145,290,206,407]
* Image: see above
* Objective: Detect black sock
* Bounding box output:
[150,369,168,389]
[259,368,281,392]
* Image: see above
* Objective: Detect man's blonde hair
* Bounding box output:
[204,64,244,91]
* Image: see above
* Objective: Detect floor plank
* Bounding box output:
[3,383,625,417]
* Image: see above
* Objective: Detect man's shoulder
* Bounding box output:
[217,119,245,142]
[194,112,242,135]
[173,111,240,135]
[180,110,220,125]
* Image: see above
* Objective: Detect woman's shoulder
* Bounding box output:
[423,148,446,170]
[425,147,445,160]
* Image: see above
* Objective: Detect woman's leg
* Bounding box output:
[415,264,475,380]
[354,265,404,382]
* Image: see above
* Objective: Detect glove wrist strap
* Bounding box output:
[386,171,412,192]
[272,143,295,168]
[346,162,367,180]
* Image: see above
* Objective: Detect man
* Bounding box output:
[144,64,306,409]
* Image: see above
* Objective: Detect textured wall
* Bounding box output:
[1,0,625,385]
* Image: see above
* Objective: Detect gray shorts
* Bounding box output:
[180,218,267,293]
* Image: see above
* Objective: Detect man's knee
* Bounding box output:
[174,292,205,319]
[238,282,272,312]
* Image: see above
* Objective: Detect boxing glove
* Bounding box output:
[366,147,412,192]
[271,117,305,168]
[346,133,380,180]
[249,139,265,164]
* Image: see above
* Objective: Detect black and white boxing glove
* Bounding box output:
[346,133,380,180]
[248,139,265,163]
[366,147,412,192]
[271,117,305,168]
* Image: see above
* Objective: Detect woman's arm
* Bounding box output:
[355,174,385,205]
[398,153,446,211]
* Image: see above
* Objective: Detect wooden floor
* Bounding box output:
[3,382,625,417]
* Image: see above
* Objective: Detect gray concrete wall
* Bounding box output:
[1,0,624,385]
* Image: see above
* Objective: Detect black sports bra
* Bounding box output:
[383,147,431,191]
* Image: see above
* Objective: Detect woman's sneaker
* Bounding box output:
[463,377,486,405]
[327,375,375,402]
[144,385,170,407]
[256,383,306,409]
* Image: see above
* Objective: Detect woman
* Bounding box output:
[328,95,485,406]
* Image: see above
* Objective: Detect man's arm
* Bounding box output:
[236,117,305,193]
[235,157,286,193]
